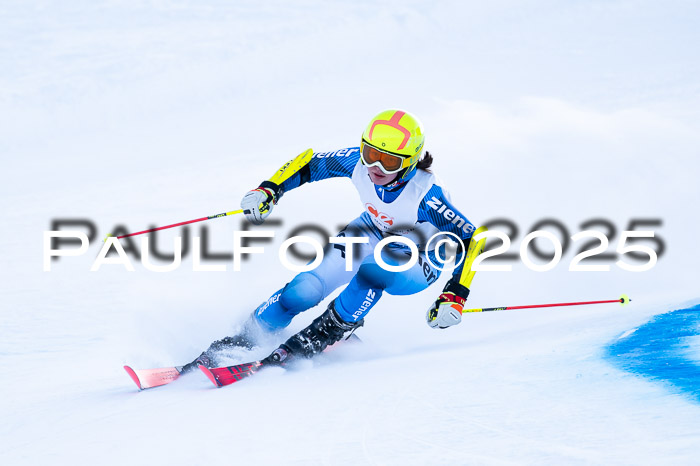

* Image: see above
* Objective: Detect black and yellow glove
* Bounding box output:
[240,181,281,225]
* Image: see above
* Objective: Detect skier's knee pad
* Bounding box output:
[355,262,395,290]
[279,272,325,315]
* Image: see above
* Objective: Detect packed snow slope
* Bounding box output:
[1,1,700,465]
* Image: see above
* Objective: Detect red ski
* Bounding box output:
[199,361,265,387]
[127,334,362,390]
[124,365,183,390]
[199,334,362,388]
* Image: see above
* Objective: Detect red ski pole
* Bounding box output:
[462,294,631,313]
[105,209,243,241]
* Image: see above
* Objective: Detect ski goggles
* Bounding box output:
[360,141,413,174]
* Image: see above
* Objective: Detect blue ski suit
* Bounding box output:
[252,148,475,330]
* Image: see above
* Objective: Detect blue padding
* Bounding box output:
[606,304,700,402]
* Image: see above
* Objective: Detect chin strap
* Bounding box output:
[384,164,418,188]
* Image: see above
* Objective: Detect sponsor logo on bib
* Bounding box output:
[365,203,394,227]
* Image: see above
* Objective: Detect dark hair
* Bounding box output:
[417,151,434,172]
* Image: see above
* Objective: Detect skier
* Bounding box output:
[183,109,477,371]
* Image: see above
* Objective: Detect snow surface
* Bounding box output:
[2,1,700,464]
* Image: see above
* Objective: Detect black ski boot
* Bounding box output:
[181,317,264,373]
[262,300,363,365]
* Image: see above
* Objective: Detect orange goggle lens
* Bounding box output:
[360,143,407,174]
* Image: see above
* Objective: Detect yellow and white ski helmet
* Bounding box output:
[360,109,425,175]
